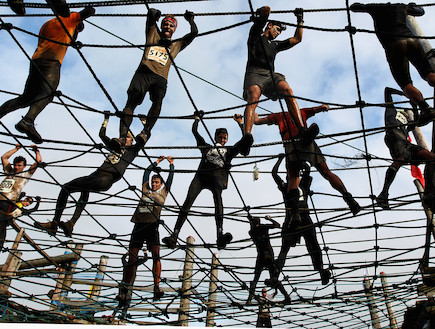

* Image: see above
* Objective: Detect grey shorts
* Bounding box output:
[284,140,325,165]
[243,67,286,101]
[385,129,425,164]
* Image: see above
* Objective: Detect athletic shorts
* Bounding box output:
[129,221,160,249]
[22,58,61,104]
[243,67,286,101]
[284,140,325,166]
[127,64,167,106]
[384,38,434,88]
[385,129,425,164]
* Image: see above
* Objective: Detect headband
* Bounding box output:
[162,16,177,29]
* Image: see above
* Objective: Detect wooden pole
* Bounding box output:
[363,278,381,329]
[0,252,22,297]
[50,242,83,308]
[206,252,219,327]
[50,267,66,310]
[11,221,58,267]
[88,255,108,301]
[178,236,195,326]
[0,228,24,296]
[15,250,81,270]
[61,243,83,301]
[380,272,398,329]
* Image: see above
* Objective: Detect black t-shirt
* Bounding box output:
[246,18,292,71]
[363,3,417,47]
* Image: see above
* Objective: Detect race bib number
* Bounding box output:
[0,179,15,193]
[138,196,154,213]
[148,46,169,66]
[10,208,22,218]
[107,153,121,165]
[396,112,408,125]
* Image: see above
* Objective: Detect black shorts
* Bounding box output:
[129,221,160,249]
[127,64,167,106]
[384,38,434,88]
[385,129,424,164]
[243,67,286,101]
[22,59,61,104]
[284,140,325,166]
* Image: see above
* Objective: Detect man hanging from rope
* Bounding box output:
[272,155,331,285]
[240,6,319,156]
[162,111,249,250]
[108,8,198,153]
[0,195,40,250]
[350,2,435,126]
[250,105,361,221]
[376,87,435,209]
[0,144,42,248]
[247,215,290,305]
[34,112,149,237]
[117,155,174,310]
[0,6,95,144]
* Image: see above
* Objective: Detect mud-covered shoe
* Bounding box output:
[217,232,233,250]
[34,221,58,236]
[239,133,253,156]
[264,277,279,288]
[418,108,435,127]
[8,0,25,15]
[343,192,361,215]
[376,193,390,210]
[135,130,150,146]
[153,287,164,301]
[16,118,42,144]
[162,236,177,249]
[59,220,74,237]
[299,123,319,147]
[320,269,331,285]
[45,0,70,17]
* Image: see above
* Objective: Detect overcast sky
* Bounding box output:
[1,0,434,327]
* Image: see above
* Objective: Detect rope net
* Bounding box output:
[0,0,434,327]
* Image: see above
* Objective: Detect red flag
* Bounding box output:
[408,135,425,187]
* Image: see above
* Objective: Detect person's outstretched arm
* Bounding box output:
[29,145,42,174]
[277,8,304,51]
[272,154,285,190]
[146,8,161,34]
[180,10,198,50]
[165,156,175,191]
[99,111,111,147]
[1,144,20,172]
[192,113,207,147]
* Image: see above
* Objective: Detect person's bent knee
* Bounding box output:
[426,72,435,87]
